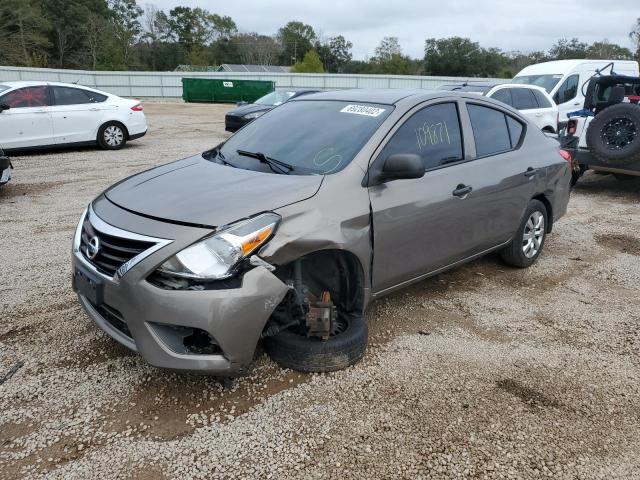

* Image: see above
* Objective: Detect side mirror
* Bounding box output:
[0,104,10,112]
[380,154,425,182]
[236,101,248,106]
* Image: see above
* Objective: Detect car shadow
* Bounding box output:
[5,142,144,157]
[574,172,640,201]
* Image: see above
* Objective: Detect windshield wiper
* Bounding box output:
[236,149,294,174]
[204,147,237,168]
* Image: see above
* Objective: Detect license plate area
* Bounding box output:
[73,264,104,305]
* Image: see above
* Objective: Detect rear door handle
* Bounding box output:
[89,107,100,112]
[524,167,538,177]
[452,184,472,198]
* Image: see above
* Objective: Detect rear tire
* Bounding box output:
[98,122,127,150]
[586,104,640,165]
[264,314,368,373]
[500,200,548,268]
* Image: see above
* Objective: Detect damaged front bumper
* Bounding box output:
[72,205,289,375]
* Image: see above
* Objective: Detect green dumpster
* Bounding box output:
[182,78,275,104]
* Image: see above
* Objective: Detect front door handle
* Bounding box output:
[89,107,100,112]
[452,184,473,198]
[524,167,538,177]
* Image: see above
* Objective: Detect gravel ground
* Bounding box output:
[1,102,640,479]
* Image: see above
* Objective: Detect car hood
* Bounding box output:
[104,155,323,228]
[227,103,272,117]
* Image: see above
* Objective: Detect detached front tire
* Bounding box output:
[264,314,368,373]
[98,122,127,150]
[500,200,548,268]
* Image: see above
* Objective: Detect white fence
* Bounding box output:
[0,66,506,98]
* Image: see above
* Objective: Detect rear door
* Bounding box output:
[0,86,53,149]
[50,86,107,144]
[511,87,549,131]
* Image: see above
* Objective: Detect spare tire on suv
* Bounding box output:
[586,103,640,165]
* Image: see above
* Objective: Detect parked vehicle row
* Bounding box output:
[439,82,559,132]
[225,88,320,132]
[0,81,147,151]
[72,89,572,376]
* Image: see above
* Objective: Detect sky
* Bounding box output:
[150,0,639,60]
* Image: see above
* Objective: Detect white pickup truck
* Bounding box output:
[558,73,640,184]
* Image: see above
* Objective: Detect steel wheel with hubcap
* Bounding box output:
[500,199,548,268]
[522,211,545,258]
[98,122,127,150]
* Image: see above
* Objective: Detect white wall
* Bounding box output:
[0,66,507,98]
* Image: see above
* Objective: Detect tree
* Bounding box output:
[316,35,352,73]
[108,0,142,68]
[630,18,640,61]
[84,12,108,69]
[0,0,51,66]
[233,33,280,65]
[290,49,324,73]
[424,37,483,76]
[548,37,588,60]
[369,37,415,74]
[277,21,316,64]
[587,39,633,60]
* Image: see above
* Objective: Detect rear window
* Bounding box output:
[511,88,538,110]
[467,104,523,156]
[218,100,393,175]
[53,86,107,105]
[0,85,9,94]
[532,90,552,108]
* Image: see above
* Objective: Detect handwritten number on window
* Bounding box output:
[415,121,451,151]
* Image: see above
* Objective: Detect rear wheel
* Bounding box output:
[500,200,547,268]
[98,122,127,150]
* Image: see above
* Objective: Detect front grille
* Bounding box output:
[80,217,154,277]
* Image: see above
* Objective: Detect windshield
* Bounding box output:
[438,85,491,94]
[216,100,393,175]
[254,90,297,106]
[512,74,563,93]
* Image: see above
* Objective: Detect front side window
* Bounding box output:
[467,104,514,157]
[377,102,464,170]
[53,86,106,105]
[554,74,579,104]
[217,100,393,175]
[511,88,538,110]
[490,89,513,106]
[0,86,49,108]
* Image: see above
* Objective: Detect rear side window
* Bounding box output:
[378,102,464,170]
[511,88,538,110]
[490,88,513,106]
[53,86,107,105]
[554,74,579,104]
[532,90,552,108]
[1,86,49,108]
[467,104,522,156]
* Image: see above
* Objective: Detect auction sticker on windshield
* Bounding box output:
[340,105,386,117]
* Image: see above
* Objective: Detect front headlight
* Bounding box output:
[157,213,280,280]
[243,111,265,119]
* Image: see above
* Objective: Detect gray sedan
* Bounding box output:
[71,89,572,376]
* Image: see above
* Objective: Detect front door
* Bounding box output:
[0,86,53,149]
[553,74,581,120]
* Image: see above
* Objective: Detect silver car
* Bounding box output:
[72,89,572,376]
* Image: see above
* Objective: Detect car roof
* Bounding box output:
[440,82,501,89]
[0,81,110,94]
[292,88,450,105]
[276,87,320,93]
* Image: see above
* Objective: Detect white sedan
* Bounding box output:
[0,81,147,151]
[439,82,559,133]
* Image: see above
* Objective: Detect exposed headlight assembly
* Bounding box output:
[157,213,280,280]
[243,111,265,119]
